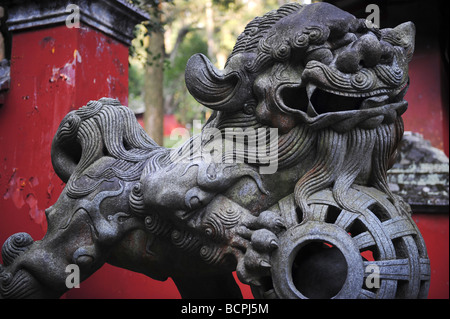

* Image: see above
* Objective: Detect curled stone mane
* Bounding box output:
[51,98,168,199]
[227,2,303,68]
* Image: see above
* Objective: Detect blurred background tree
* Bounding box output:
[128,0,306,146]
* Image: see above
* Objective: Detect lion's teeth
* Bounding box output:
[306,83,317,99]
[306,84,319,116]
[307,101,318,116]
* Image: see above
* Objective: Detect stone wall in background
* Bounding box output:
[388,132,449,212]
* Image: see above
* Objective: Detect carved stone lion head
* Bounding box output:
[186,2,414,134]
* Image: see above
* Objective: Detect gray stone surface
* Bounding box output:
[3,0,149,45]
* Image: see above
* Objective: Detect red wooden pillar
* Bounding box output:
[0,0,167,298]
[0,0,146,241]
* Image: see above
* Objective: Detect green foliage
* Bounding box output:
[212,0,238,10]
[129,63,145,98]
[164,32,208,86]
[165,31,209,125]
[128,0,286,128]
[127,0,174,34]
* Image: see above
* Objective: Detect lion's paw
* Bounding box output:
[234,211,285,286]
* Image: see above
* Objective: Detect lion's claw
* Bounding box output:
[232,211,286,285]
[243,210,285,234]
[251,229,279,252]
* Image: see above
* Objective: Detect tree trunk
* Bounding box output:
[143,29,165,145]
[143,9,165,146]
[205,0,215,62]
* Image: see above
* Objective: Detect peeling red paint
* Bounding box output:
[3,169,45,230]
[3,169,25,209]
[25,193,45,226]
[49,49,81,86]
[29,176,39,187]
[47,182,54,200]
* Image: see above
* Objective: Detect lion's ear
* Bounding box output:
[381,22,415,62]
[185,53,247,112]
[394,22,415,62]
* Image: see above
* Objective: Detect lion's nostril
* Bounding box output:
[335,49,361,73]
[336,33,386,72]
[359,35,382,68]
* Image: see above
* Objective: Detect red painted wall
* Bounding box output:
[412,214,449,299]
[0,25,129,238]
[0,23,134,295]
[404,48,449,156]
[402,46,449,299]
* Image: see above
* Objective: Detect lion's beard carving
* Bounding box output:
[293,118,403,216]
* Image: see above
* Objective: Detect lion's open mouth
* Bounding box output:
[276,81,409,131]
[307,82,409,115]
[278,81,408,116]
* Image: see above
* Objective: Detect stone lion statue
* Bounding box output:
[1,2,429,299]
